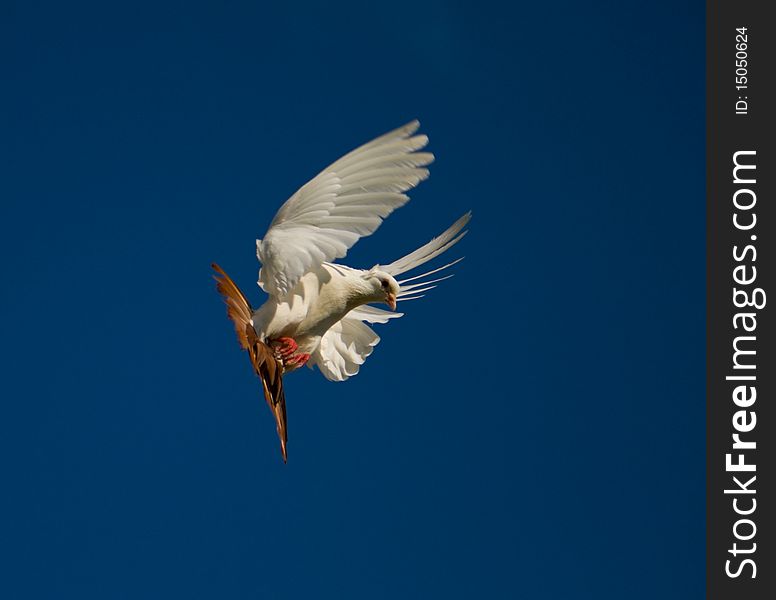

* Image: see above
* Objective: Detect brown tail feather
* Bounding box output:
[212,263,288,463]
[247,325,288,463]
[211,263,254,350]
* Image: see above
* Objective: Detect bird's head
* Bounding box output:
[363,268,400,311]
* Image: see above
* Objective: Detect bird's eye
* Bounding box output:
[380,279,389,289]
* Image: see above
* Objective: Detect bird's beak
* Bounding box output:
[385,292,397,311]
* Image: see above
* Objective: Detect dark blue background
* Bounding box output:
[2,1,704,598]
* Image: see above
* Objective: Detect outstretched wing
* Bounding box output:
[309,306,403,381]
[256,121,433,297]
[212,264,288,463]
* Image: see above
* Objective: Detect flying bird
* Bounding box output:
[213,121,470,462]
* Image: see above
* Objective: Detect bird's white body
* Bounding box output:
[253,264,367,353]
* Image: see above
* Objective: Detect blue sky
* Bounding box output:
[2,1,704,598]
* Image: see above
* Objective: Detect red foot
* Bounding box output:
[272,336,298,359]
[284,352,311,369]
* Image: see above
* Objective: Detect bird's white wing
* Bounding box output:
[308,306,403,382]
[256,121,434,297]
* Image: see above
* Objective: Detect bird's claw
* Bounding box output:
[284,352,310,369]
[272,336,299,360]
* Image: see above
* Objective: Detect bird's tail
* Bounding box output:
[212,263,288,463]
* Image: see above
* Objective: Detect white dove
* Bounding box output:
[212,121,470,462]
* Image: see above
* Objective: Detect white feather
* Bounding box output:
[379,212,471,278]
[309,314,381,381]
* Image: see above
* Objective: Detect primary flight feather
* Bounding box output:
[213,121,470,462]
